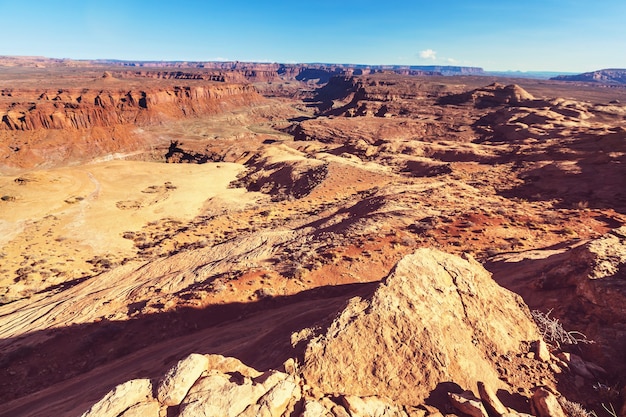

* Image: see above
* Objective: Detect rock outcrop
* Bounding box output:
[75,249,556,416]
[487,226,626,375]
[301,248,540,405]
[79,353,301,417]
[438,83,535,107]
[230,144,329,200]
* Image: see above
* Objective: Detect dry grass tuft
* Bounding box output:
[531,309,593,347]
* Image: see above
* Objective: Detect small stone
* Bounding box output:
[535,340,551,362]
[448,391,489,417]
[531,387,566,417]
[331,404,352,417]
[422,404,444,417]
[568,354,595,380]
[342,395,406,417]
[478,381,508,417]
[283,357,298,375]
[549,363,562,373]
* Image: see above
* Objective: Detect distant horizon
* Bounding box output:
[1,1,625,74]
[0,54,602,75]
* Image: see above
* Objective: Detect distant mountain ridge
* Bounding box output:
[551,68,626,84]
[0,55,484,78]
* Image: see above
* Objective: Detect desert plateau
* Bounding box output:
[0,57,625,417]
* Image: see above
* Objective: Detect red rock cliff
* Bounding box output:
[0,83,261,131]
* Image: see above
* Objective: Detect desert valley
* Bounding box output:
[0,56,625,417]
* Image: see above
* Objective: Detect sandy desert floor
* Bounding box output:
[0,160,261,303]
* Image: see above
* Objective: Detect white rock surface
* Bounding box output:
[80,379,153,417]
[157,353,209,406]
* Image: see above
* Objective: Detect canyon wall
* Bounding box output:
[0,82,263,169]
[0,84,261,131]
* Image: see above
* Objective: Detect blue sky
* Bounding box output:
[1,0,625,72]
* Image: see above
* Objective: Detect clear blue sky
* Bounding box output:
[1,0,625,72]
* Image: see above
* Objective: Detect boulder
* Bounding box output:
[566,353,595,380]
[157,353,209,406]
[255,377,301,416]
[574,227,626,317]
[302,248,540,405]
[80,379,153,417]
[178,372,266,417]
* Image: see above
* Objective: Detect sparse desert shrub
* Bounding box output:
[560,227,577,236]
[599,403,618,417]
[122,231,135,240]
[574,200,589,210]
[64,196,84,204]
[558,397,594,417]
[531,309,593,347]
[255,287,274,299]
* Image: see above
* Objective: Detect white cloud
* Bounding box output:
[419,49,437,60]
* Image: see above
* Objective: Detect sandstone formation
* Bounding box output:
[230,144,329,200]
[301,248,539,405]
